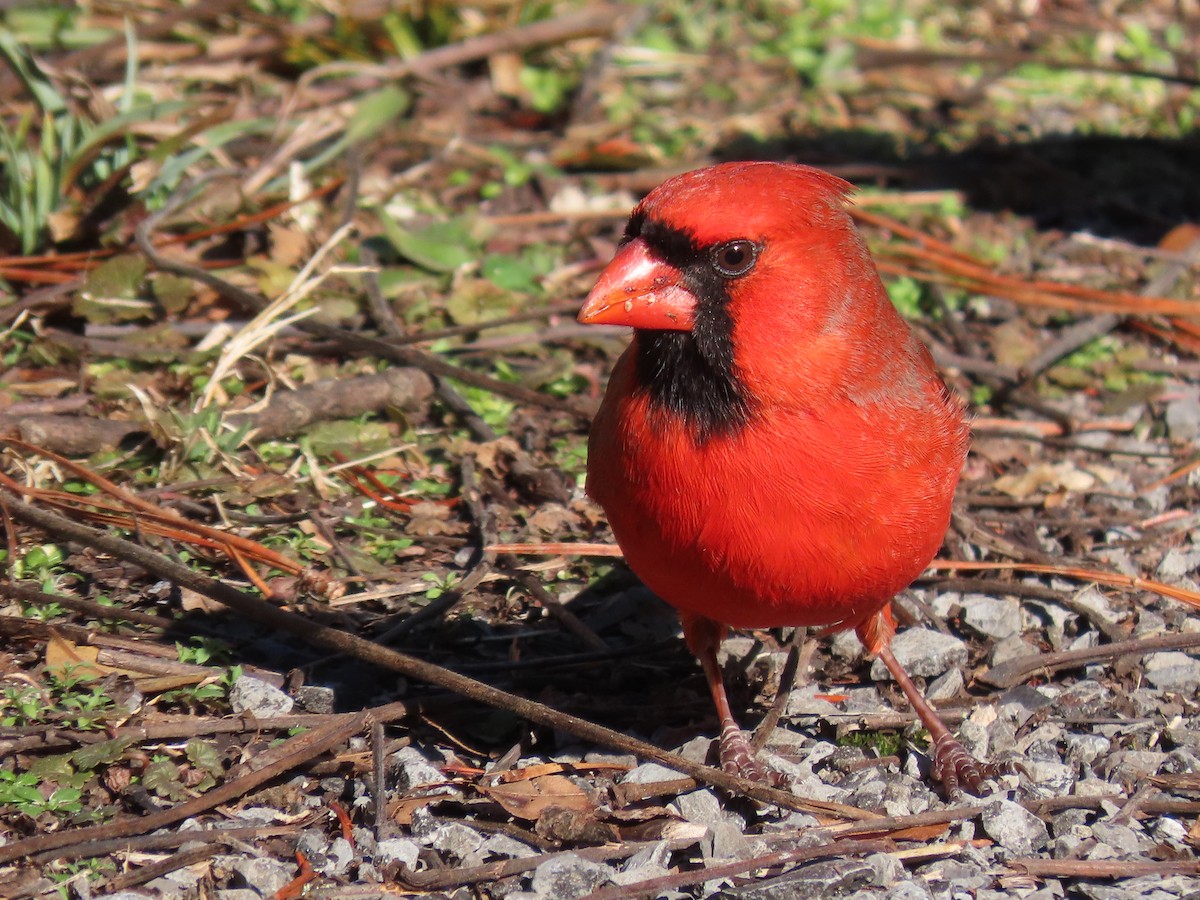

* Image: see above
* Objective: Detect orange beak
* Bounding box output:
[577,238,697,331]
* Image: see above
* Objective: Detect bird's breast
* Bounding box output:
[586,347,967,631]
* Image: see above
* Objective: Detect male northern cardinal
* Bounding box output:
[579,161,1001,796]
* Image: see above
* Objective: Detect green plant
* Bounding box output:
[421,571,460,600]
[0,770,84,818]
[176,637,233,667]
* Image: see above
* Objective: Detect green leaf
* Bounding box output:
[142,759,187,801]
[345,86,411,144]
[73,736,133,771]
[378,212,478,273]
[185,739,223,777]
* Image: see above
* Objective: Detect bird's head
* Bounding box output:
[579,162,905,430]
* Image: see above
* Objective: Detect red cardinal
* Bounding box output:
[579,161,999,796]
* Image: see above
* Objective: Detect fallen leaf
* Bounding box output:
[481,773,591,820]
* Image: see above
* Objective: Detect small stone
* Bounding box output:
[980,798,1049,855]
[961,594,1023,640]
[1063,732,1111,767]
[228,675,293,717]
[1071,586,1122,628]
[926,667,964,702]
[865,851,906,886]
[1143,651,1200,691]
[483,832,540,859]
[1091,822,1145,855]
[829,629,864,661]
[999,684,1053,727]
[1158,547,1200,581]
[230,857,294,896]
[724,859,873,899]
[374,838,420,870]
[884,883,935,900]
[1149,816,1187,845]
[428,821,485,862]
[322,836,354,876]
[1107,750,1167,782]
[671,787,728,830]
[990,634,1040,666]
[1025,761,1076,799]
[622,762,682,784]
[214,892,262,900]
[294,684,336,714]
[1164,388,1200,440]
[391,745,448,792]
[870,627,968,681]
[530,854,612,899]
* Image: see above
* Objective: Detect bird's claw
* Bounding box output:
[717,725,789,788]
[932,735,1023,799]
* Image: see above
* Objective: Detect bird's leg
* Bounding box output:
[859,609,1004,799]
[682,614,771,783]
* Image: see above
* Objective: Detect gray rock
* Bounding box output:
[1071,587,1123,628]
[145,865,202,897]
[530,853,613,899]
[294,683,335,714]
[1091,821,1145,855]
[1165,388,1200,440]
[926,667,964,702]
[322,836,354,876]
[1158,546,1200,581]
[671,787,727,829]
[374,837,420,870]
[980,798,1049,855]
[391,745,448,792]
[1024,761,1076,799]
[483,832,540,859]
[214,892,262,900]
[722,859,874,898]
[870,627,967,680]
[829,629,865,661]
[228,675,293,717]
[622,762,683,784]
[229,856,294,896]
[1148,816,1187,845]
[961,594,1023,640]
[865,851,906,886]
[1143,651,1200,691]
[990,634,1040,666]
[234,806,283,825]
[999,684,1053,727]
[1106,750,1167,782]
[884,884,935,900]
[428,821,485,862]
[614,841,672,885]
[1064,732,1111,767]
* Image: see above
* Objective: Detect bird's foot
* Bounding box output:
[717,725,789,788]
[932,734,1023,799]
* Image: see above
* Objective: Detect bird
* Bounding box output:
[577,161,1001,797]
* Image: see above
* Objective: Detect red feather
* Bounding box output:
[580,162,1001,796]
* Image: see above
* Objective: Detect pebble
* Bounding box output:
[227,856,294,896]
[960,594,1023,640]
[391,745,450,792]
[374,837,420,870]
[723,859,874,898]
[1143,651,1200,691]
[980,798,1050,855]
[870,627,968,680]
[529,853,613,899]
[228,675,293,717]
[1164,388,1200,440]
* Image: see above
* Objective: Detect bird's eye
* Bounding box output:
[711,240,758,277]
